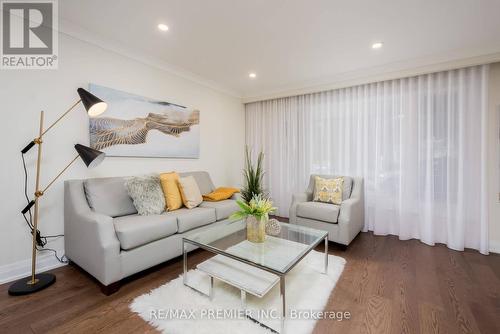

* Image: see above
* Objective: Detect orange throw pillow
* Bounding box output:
[159,172,183,211]
[202,187,240,202]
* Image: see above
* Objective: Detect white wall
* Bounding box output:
[0,33,245,277]
[488,62,500,253]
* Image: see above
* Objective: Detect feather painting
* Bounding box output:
[89,84,200,158]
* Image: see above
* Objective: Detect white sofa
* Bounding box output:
[289,175,364,247]
[64,171,237,294]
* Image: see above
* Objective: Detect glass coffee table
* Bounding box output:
[182,220,328,333]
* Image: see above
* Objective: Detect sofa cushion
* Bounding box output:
[199,200,239,220]
[113,214,178,250]
[175,207,217,233]
[296,202,340,223]
[84,177,137,217]
[179,171,215,195]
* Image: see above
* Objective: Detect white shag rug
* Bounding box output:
[130,250,345,334]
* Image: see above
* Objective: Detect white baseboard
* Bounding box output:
[490,240,500,254]
[0,250,67,285]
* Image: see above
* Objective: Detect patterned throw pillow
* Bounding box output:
[125,174,165,215]
[313,176,344,205]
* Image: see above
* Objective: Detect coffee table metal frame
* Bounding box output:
[182,222,329,334]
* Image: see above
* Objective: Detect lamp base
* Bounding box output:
[8,273,56,296]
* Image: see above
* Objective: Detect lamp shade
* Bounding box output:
[74,144,105,169]
[77,88,107,117]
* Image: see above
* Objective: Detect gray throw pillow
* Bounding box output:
[84,177,137,217]
[125,174,165,216]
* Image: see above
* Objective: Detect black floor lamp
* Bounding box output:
[8,88,108,296]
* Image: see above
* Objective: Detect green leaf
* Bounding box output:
[235,199,251,212]
[229,211,247,221]
[241,146,266,203]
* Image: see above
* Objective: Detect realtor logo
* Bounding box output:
[1,0,58,69]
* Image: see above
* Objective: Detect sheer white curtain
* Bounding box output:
[246,65,489,254]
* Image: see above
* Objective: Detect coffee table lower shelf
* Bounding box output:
[197,254,280,305]
[182,233,329,334]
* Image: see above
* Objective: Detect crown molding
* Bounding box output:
[57,18,242,99]
[243,51,500,103]
[56,18,500,104]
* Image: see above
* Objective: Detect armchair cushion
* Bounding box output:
[296,201,340,223]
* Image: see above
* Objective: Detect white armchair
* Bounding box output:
[289,175,364,247]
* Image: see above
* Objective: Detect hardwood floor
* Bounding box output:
[1,232,499,334]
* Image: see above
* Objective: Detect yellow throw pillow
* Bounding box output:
[159,172,183,211]
[313,176,344,205]
[202,187,240,202]
[178,176,203,209]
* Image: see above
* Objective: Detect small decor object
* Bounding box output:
[241,146,266,203]
[88,84,200,158]
[178,176,203,209]
[265,218,282,236]
[230,194,276,243]
[159,172,183,211]
[125,174,165,215]
[10,88,107,296]
[202,187,240,202]
[313,176,344,205]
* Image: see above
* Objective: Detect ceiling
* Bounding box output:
[60,0,500,100]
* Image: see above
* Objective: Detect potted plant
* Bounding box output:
[240,146,266,203]
[230,194,276,243]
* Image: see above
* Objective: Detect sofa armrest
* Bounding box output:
[64,180,121,285]
[289,191,313,224]
[338,198,362,225]
[336,196,364,245]
[71,211,120,252]
[339,177,364,225]
[292,192,313,204]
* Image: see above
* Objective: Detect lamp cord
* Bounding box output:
[21,152,68,264]
[22,154,34,230]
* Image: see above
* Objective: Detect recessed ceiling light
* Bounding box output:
[372,42,383,49]
[158,23,169,32]
[249,72,257,79]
